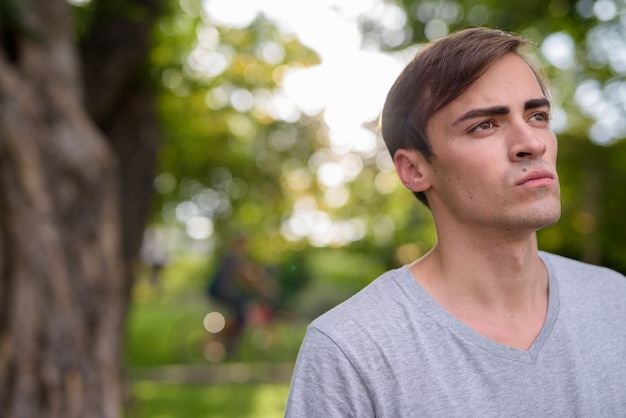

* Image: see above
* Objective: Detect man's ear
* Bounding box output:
[393,149,432,193]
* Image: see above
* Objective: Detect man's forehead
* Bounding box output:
[443,54,546,115]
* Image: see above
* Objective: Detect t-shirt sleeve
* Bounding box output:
[284,326,375,418]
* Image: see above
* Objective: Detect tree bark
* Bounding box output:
[0,0,160,416]
[80,0,162,298]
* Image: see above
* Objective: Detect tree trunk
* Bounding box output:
[0,0,160,416]
[80,0,162,298]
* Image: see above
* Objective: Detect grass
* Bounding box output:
[126,381,290,418]
[125,293,306,366]
[125,296,209,367]
[124,257,306,417]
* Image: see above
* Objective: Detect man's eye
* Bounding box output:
[531,112,551,122]
[472,121,494,132]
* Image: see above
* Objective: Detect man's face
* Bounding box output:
[424,52,561,234]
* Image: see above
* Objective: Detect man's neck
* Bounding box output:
[409,229,549,350]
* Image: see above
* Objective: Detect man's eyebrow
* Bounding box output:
[452,97,551,126]
[453,106,509,126]
[524,97,551,110]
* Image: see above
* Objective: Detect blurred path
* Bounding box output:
[128,362,294,385]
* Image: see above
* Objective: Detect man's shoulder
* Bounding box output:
[310,266,411,335]
[540,251,626,294]
[541,251,624,277]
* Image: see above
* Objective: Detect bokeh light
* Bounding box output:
[203,311,226,333]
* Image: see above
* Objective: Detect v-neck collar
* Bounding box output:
[398,252,559,364]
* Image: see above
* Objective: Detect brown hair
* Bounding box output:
[381,27,548,206]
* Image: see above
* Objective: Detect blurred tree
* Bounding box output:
[0,0,162,416]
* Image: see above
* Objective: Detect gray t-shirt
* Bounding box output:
[285,252,626,417]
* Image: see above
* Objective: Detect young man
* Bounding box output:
[285,28,626,417]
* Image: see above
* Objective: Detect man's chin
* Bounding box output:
[534,205,562,230]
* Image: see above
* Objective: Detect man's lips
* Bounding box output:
[516,169,556,186]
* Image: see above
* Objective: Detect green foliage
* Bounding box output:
[147,0,626,287]
[126,254,307,367]
[125,295,307,366]
[149,8,329,270]
[127,382,289,418]
[125,298,207,367]
[390,0,596,47]
[272,251,313,307]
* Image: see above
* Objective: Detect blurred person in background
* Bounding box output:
[206,234,278,356]
[286,27,626,417]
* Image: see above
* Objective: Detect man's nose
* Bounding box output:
[508,121,547,161]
